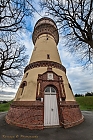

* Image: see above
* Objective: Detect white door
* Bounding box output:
[44,86,59,126]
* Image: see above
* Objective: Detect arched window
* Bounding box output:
[20,81,27,88]
[44,86,56,94]
[20,81,27,95]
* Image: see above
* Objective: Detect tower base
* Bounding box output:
[6,101,84,129]
[60,101,84,128]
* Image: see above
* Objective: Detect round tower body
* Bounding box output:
[6,17,84,129]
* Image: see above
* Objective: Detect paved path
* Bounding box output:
[0,111,93,140]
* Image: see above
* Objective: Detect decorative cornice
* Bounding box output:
[34,17,57,29]
[24,61,66,73]
[60,101,79,107]
[11,101,43,107]
[32,18,59,45]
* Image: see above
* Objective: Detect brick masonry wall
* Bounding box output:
[6,101,44,130]
[60,101,84,128]
[6,101,84,130]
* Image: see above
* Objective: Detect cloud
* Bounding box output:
[67,66,93,94]
[0,85,18,101]
[16,5,49,61]
[17,29,34,61]
[0,90,15,101]
[0,1,93,100]
[58,37,93,94]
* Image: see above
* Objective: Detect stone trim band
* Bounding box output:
[11,101,43,107]
[32,24,59,45]
[11,101,78,107]
[24,61,66,73]
[34,17,57,29]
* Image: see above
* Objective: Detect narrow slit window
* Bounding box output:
[47,54,50,59]
[20,81,27,95]
[34,47,37,51]
[21,87,24,95]
[25,73,28,78]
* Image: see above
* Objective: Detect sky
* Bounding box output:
[0,1,93,101]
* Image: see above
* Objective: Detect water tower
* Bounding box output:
[6,17,84,129]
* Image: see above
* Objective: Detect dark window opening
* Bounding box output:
[25,73,28,78]
[20,81,27,95]
[20,81,27,88]
[44,86,56,93]
[47,54,50,59]
[21,87,24,95]
[45,87,50,92]
[46,34,49,40]
[34,47,37,51]
[51,87,56,92]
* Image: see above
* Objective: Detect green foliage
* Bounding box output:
[85,92,93,96]
[0,100,12,112]
[75,92,93,97]
[76,96,93,111]
[0,96,93,112]
[75,94,84,97]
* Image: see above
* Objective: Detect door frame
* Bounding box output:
[44,86,59,126]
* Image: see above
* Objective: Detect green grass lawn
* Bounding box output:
[0,96,93,112]
[0,100,12,112]
[76,96,93,111]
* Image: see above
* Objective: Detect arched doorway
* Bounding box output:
[44,86,59,126]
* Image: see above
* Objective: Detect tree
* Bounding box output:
[0,0,35,87]
[85,92,92,96]
[40,0,93,66]
[0,0,34,32]
[75,93,83,97]
[0,32,28,86]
